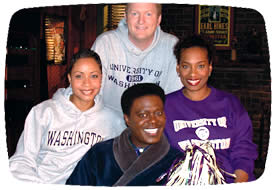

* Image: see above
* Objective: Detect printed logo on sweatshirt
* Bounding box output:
[47,130,103,147]
[108,64,162,88]
[195,126,209,140]
[173,116,230,151]
[178,138,231,151]
[108,75,160,89]
[173,116,227,132]
[109,64,162,76]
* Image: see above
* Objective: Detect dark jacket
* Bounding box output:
[66,128,184,186]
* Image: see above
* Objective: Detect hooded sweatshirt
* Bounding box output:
[9,87,126,184]
[91,18,182,112]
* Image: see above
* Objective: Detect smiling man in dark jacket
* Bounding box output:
[66,83,184,186]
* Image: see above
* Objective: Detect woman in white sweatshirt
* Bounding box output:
[9,49,126,184]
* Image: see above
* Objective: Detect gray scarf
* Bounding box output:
[112,128,170,186]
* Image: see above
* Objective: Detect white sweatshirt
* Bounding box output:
[9,87,126,184]
[92,18,182,112]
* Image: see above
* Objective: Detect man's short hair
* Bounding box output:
[121,83,165,116]
[125,3,162,16]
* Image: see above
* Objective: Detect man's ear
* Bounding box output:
[157,14,162,26]
[123,114,130,127]
[124,11,127,22]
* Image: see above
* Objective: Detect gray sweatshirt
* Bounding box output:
[92,18,182,112]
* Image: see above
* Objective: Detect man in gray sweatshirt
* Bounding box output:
[91,3,181,113]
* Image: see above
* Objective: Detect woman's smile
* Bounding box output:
[187,79,201,86]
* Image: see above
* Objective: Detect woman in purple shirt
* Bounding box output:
[164,34,258,183]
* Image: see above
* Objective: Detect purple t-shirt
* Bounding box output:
[164,86,258,183]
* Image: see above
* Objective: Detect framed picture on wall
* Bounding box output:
[44,15,67,64]
[195,5,234,49]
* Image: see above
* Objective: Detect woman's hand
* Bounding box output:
[234,169,249,183]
